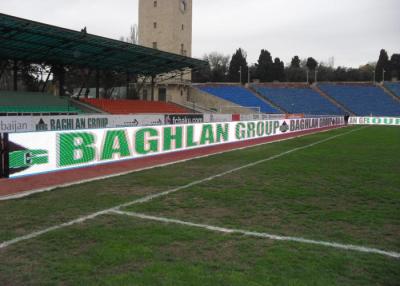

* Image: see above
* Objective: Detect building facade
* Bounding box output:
[138,0,193,104]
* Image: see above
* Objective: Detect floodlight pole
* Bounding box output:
[372,70,376,83]
[306,69,309,84]
[382,69,386,83]
[239,66,242,84]
[314,70,318,83]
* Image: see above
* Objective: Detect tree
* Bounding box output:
[128,24,138,44]
[272,58,285,81]
[255,49,273,82]
[119,24,138,44]
[375,49,390,82]
[207,52,230,82]
[285,56,306,82]
[306,57,318,71]
[290,56,301,68]
[228,48,248,84]
[192,52,230,83]
[390,54,400,79]
[359,63,376,81]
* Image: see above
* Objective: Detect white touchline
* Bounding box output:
[110,210,400,259]
[0,127,365,250]
[0,126,349,201]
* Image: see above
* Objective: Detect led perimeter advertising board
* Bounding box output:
[7,117,344,178]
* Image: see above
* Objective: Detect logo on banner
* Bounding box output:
[280,122,289,133]
[8,144,49,175]
[35,118,49,131]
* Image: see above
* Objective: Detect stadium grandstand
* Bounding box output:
[252,84,345,115]
[318,83,400,116]
[0,91,82,115]
[194,84,281,114]
[385,82,400,98]
[0,13,206,115]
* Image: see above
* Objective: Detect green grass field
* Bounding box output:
[0,126,399,285]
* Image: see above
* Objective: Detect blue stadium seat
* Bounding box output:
[318,84,400,116]
[197,85,280,114]
[385,82,400,98]
[253,85,344,115]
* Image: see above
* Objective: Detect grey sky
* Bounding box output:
[1,0,399,67]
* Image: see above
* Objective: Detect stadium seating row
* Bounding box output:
[195,83,400,116]
[0,91,82,114]
[81,99,189,114]
[252,84,344,115]
[385,82,400,98]
[2,83,400,116]
[318,83,400,116]
[197,85,280,114]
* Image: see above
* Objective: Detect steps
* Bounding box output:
[379,84,400,103]
[247,85,288,114]
[311,84,355,115]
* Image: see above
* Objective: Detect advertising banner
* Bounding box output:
[6,116,344,178]
[164,114,204,125]
[349,117,400,126]
[0,114,165,133]
[203,114,232,123]
[0,117,33,133]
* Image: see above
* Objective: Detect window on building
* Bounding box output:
[154,1,157,7]
[153,22,157,29]
[180,0,186,12]
[153,42,157,49]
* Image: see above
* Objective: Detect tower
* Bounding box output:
[138,0,193,103]
[138,0,192,57]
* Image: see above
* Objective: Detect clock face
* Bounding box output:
[180,0,187,12]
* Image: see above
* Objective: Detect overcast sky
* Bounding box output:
[1,0,399,67]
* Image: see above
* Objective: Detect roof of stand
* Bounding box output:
[0,13,207,75]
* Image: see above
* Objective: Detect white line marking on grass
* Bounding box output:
[111,210,400,259]
[0,126,350,201]
[0,127,364,250]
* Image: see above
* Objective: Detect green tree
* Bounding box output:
[255,49,273,82]
[390,54,400,79]
[290,56,301,68]
[228,48,248,84]
[306,57,318,71]
[272,58,285,81]
[375,49,390,82]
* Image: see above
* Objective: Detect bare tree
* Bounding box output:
[118,24,138,45]
[128,24,138,45]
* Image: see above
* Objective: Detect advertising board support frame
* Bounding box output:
[0,133,10,179]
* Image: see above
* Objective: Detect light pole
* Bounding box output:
[239,66,242,84]
[248,68,250,84]
[314,70,318,83]
[306,69,309,83]
[383,69,386,83]
[372,71,376,83]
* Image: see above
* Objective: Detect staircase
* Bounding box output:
[311,84,355,115]
[379,84,400,103]
[247,85,288,114]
